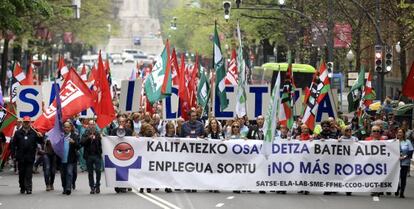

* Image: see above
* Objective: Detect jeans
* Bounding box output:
[397,166,409,195]
[78,148,87,171]
[42,154,56,186]
[86,155,102,189]
[18,160,34,191]
[60,163,75,192]
[72,163,78,188]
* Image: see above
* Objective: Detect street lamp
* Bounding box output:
[346,49,354,72]
[278,0,286,6]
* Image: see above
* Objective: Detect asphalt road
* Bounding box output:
[1,167,413,209]
[110,62,137,87]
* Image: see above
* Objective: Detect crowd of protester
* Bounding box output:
[0,104,412,198]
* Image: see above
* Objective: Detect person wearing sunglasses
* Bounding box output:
[337,125,358,196]
[366,125,388,197]
[227,121,243,140]
[365,125,388,141]
[338,126,358,142]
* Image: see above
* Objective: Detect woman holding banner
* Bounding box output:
[227,121,243,140]
[396,128,413,198]
[206,118,224,140]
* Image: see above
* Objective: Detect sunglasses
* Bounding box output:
[232,126,240,128]
[372,130,380,133]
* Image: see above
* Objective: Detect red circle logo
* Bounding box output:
[113,142,134,161]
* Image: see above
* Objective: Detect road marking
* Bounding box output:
[132,190,170,209]
[145,192,181,209]
[373,196,380,202]
[226,196,234,200]
[215,203,225,207]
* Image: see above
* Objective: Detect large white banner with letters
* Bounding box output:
[102,136,399,192]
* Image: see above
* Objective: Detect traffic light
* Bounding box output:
[375,45,383,72]
[327,62,334,78]
[385,46,393,72]
[223,1,231,21]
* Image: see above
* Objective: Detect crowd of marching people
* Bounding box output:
[0,102,412,198]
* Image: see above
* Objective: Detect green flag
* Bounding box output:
[347,67,365,112]
[213,22,228,111]
[197,65,210,110]
[0,107,17,132]
[144,41,172,104]
[262,71,281,158]
[235,21,247,118]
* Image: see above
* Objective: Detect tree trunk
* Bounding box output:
[1,38,9,96]
[354,30,361,72]
[399,39,407,86]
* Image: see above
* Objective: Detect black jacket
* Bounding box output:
[81,130,102,159]
[57,132,80,164]
[12,128,44,162]
[247,125,264,140]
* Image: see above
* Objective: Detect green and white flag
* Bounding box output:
[235,20,247,118]
[197,65,210,110]
[347,67,365,112]
[262,71,281,158]
[144,41,172,104]
[214,22,228,111]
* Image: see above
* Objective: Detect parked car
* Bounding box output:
[111,53,123,65]
[121,49,146,60]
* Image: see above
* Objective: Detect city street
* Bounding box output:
[1,168,413,209]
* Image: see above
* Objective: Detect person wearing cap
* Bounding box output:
[12,116,44,194]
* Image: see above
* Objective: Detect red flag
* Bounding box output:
[21,63,34,85]
[171,48,180,85]
[188,54,199,108]
[87,65,96,84]
[33,68,94,133]
[161,40,172,95]
[145,96,154,115]
[93,52,116,128]
[402,62,414,99]
[105,59,111,75]
[80,64,88,82]
[57,56,68,79]
[178,54,189,120]
[226,49,238,85]
[13,63,26,82]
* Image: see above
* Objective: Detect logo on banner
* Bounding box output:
[104,142,142,181]
[43,80,85,119]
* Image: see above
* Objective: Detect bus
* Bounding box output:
[252,63,316,88]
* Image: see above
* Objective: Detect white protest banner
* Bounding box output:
[119,79,142,113]
[16,85,43,119]
[102,136,399,192]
